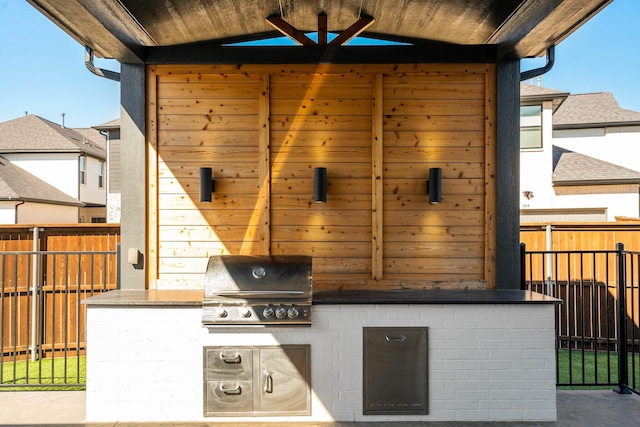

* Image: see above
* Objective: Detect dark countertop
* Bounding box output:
[82,290,203,306]
[83,289,560,306]
[313,289,561,305]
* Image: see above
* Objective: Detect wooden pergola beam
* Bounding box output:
[266,16,316,46]
[329,16,375,46]
[318,13,328,45]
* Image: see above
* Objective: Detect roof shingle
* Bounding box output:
[0,114,106,158]
[553,92,640,127]
[552,146,640,186]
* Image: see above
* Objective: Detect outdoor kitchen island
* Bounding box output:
[83,288,560,423]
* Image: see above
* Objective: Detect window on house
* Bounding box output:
[520,105,542,149]
[79,156,86,185]
[98,161,105,188]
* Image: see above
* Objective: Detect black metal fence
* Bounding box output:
[521,243,640,394]
[1,250,117,389]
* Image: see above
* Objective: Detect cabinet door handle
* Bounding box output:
[264,370,273,394]
[220,384,241,395]
[221,353,241,363]
[385,334,407,342]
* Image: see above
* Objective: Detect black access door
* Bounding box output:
[363,327,428,415]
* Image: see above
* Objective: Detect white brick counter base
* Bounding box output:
[85,293,557,423]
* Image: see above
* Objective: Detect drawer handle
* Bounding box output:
[220,384,241,395]
[221,353,241,363]
[264,370,273,394]
[385,334,407,342]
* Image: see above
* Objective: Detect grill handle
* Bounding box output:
[209,290,305,297]
[264,370,273,393]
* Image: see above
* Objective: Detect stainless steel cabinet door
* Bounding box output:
[363,327,428,415]
[204,345,310,417]
[257,345,311,416]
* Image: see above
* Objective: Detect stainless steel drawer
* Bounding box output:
[205,347,253,381]
[205,380,253,415]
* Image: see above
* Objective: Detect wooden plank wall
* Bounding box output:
[148,64,496,290]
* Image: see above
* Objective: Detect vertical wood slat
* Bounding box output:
[371,74,384,280]
[484,66,497,288]
[258,74,271,254]
[147,66,159,288]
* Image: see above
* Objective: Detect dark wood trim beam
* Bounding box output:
[508,0,613,58]
[318,13,328,45]
[266,16,316,46]
[145,44,498,65]
[329,16,375,46]
[495,59,521,290]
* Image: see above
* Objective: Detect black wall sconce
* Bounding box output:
[426,167,442,204]
[314,167,327,203]
[200,167,215,202]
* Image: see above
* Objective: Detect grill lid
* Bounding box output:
[203,255,312,301]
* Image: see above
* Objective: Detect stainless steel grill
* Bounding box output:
[202,255,312,326]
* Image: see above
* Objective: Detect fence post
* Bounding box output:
[520,243,526,291]
[614,242,631,394]
[29,227,40,362]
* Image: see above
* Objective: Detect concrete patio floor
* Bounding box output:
[1,389,639,426]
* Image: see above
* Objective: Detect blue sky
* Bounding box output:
[1,0,638,129]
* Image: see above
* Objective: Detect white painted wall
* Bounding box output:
[86,303,557,423]
[4,153,80,198]
[520,101,554,210]
[0,203,18,224]
[80,155,107,205]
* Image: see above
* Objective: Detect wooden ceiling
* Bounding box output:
[28,0,611,63]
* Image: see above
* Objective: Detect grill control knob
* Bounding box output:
[275,306,287,319]
[287,306,299,319]
[239,307,252,318]
[263,307,275,318]
[216,308,228,318]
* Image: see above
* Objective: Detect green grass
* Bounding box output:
[557,349,640,390]
[1,356,85,391]
[2,351,638,392]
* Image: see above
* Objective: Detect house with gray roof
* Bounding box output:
[520,83,640,222]
[93,118,121,223]
[0,114,107,223]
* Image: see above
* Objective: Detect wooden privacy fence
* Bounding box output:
[521,223,640,349]
[1,225,120,368]
[520,222,640,252]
